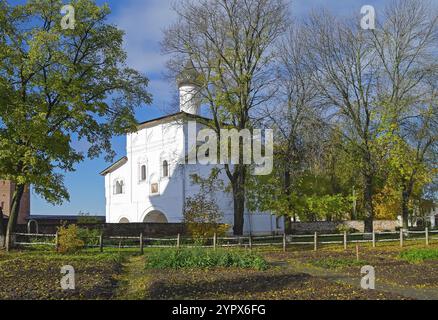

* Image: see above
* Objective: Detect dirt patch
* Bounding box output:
[0,251,122,300]
[145,264,404,300]
[265,244,438,289]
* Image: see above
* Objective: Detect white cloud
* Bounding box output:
[112,0,176,74]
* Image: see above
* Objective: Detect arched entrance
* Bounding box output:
[119,217,130,223]
[143,210,168,223]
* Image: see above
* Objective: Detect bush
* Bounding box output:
[184,192,230,244]
[57,224,85,254]
[336,224,358,234]
[145,248,268,271]
[77,227,101,247]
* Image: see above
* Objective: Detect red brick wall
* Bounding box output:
[0,181,30,225]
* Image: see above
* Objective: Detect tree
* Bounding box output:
[260,24,323,232]
[300,0,438,232]
[301,11,382,232]
[0,207,4,247]
[370,0,438,228]
[0,0,151,250]
[162,0,288,235]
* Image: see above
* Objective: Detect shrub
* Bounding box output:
[184,192,230,243]
[145,248,268,271]
[336,224,359,234]
[77,227,101,246]
[57,224,85,254]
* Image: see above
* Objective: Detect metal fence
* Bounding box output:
[11,228,438,253]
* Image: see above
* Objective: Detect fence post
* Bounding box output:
[140,233,144,255]
[177,234,181,249]
[249,235,252,251]
[372,231,376,248]
[99,234,104,253]
[283,233,287,252]
[213,233,217,250]
[343,231,347,250]
[55,231,59,252]
[356,244,360,262]
[426,227,429,246]
[400,229,404,247]
[314,232,318,251]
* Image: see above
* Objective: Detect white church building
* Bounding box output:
[100,66,283,235]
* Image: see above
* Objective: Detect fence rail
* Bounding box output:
[10,228,438,253]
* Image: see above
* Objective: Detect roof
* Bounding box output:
[99,112,213,176]
[177,61,201,87]
[27,215,105,221]
[99,156,128,176]
[137,111,210,130]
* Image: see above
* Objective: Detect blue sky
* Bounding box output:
[26,0,397,216]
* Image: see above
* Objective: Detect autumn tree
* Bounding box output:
[370,0,438,228]
[0,0,151,250]
[163,0,288,235]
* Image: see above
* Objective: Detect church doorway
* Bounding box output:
[143,210,168,223]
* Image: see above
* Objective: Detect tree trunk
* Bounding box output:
[283,169,292,235]
[363,174,374,233]
[5,184,25,251]
[232,167,246,236]
[401,181,414,230]
[0,207,4,248]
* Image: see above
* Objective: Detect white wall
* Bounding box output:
[104,118,283,235]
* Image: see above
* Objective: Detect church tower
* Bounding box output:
[0,181,30,225]
[177,61,201,115]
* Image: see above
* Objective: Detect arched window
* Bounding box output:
[162,160,169,178]
[140,165,147,181]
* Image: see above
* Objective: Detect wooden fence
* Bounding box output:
[11,228,438,253]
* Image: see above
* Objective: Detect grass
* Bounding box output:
[145,248,269,271]
[311,257,369,269]
[0,249,127,300]
[399,247,438,263]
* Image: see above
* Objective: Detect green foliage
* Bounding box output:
[145,248,268,271]
[0,0,151,206]
[336,224,359,234]
[76,227,101,246]
[399,248,438,263]
[57,224,85,254]
[312,258,368,269]
[77,212,103,225]
[184,178,230,242]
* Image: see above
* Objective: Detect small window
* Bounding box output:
[162,160,169,178]
[276,217,281,229]
[140,165,147,181]
[150,183,159,194]
[114,180,124,194]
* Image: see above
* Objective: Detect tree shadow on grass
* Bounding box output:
[148,271,312,299]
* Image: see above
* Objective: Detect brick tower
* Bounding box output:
[0,181,30,225]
